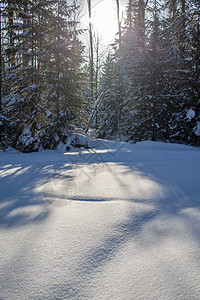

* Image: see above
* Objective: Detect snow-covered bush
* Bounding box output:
[186,109,195,120]
[17,127,38,153]
[194,122,200,137]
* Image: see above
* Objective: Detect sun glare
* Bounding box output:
[91,1,119,44]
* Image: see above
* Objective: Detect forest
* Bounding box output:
[0,0,200,152]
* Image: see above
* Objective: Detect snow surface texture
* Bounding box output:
[0,140,200,300]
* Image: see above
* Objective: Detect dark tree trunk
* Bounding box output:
[87,0,94,101]
[138,0,148,46]
[56,0,61,120]
[7,0,15,66]
[138,0,145,46]
[0,2,2,113]
[116,0,122,51]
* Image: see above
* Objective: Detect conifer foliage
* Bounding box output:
[0,0,85,151]
[1,0,200,151]
[98,0,200,146]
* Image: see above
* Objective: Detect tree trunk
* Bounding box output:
[95,35,99,130]
[181,0,185,26]
[138,0,148,46]
[181,0,186,43]
[7,0,15,66]
[22,2,28,68]
[0,2,2,144]
[56,0,61,120]
[116,0,121,51]
[152,0,159,95]
[95,35,99,102]
[169,0,177,19]
[87,0,94,101]
[0,2,2,113]
[196,16,200,81]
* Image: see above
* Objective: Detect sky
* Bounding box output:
[80,0,127,46]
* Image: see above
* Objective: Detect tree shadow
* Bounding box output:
[0,155,75,228]
[0,143,200,299]
[49,144,200,298]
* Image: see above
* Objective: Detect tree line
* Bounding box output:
[98,0,200,146]
[0,0,200,152]
[0,0,85,151]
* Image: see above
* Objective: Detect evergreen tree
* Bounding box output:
[98,0,200,146]
[1,0,85,151]
[98,52,125,139]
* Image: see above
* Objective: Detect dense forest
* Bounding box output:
[0,0,200,152]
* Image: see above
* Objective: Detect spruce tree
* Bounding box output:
[1,0,85,151]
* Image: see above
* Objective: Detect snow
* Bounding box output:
[22,127,31,136]
[46,109,51,118]
[194,122,200,137]
[70,133,103,149]
[186,109,195,120]
[18,127,34,147]
[0,140,200,300]
[2,93,21,105]
[20,84,37,94]
[172,44,180,56]
[0,114,8,121]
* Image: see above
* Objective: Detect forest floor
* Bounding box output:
[0,140,200,300]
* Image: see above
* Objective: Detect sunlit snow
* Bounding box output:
[0,140,200,300]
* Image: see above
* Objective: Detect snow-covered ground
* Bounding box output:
[0,140,200,300]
